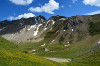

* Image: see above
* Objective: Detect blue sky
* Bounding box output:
[0,0,100,21]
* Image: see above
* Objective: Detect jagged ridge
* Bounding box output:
[0,14,100,44]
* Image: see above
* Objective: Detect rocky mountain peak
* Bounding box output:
[0,14,100,44]
[37,15,46,19]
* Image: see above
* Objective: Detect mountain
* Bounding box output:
[0,14,100,44]
[0,14,100,66]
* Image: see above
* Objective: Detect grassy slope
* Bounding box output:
[18,35,100,66]
[0,36,65,66]
[66,35,100,66]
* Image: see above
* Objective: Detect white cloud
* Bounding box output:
[9,0,33,5]
[84,10,100,15]
[17,13,35,19]
[8,16,14,20]
[72,0,77,3]
[28,0,59,14]
[83,0,100,7]
[8,13,35,20]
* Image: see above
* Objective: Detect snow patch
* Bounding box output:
[44,57,71,62]
[67,42,69,44]
[33,31,38,36]
[52,40,55,43]
[28,25,36,31]
[41,43,46,46]
[52,20,55,24]
[31,25,36,28]
[64,30,66,32]
[44,28,47,30]
[72,29,74,31]
[41,45,45,46]
[64,44,70,47]
[44,43,46,45]
[33,24,42,36]
[20,30,21,32]
[98,41,100,44]
[28,29,31,31]
[31,49,36,52]
[33,53,35,54]
[59,18,66,20]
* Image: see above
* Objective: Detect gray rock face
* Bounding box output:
[0,14,100,43]
[0,15,46,35]
[0,15,47,42]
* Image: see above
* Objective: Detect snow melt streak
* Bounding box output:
[33,24,42,36]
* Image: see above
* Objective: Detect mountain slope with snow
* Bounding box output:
[0,14,100,44]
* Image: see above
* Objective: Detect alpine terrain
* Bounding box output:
[0,14,100,66]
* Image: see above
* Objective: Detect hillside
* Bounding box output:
[18,34,100,66]
[0,14,100,66]
[0,36,65,66]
